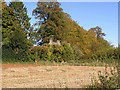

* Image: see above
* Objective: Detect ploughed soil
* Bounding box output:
[2,64,113,88]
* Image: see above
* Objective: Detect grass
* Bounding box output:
[46,69,52,72]
[60,69,66,72]
[2,67,8,71]
[2,58,119,67]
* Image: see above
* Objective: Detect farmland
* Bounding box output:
[2,64,114,88]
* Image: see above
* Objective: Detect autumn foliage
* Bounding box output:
[2,1,119,63]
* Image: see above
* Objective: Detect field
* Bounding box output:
[2,64,114,88]
[2,1,119,89]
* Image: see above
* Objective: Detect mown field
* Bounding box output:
[2,60,118,88]
[2,64,112,88]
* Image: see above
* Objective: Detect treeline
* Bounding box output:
[2,1,119,63]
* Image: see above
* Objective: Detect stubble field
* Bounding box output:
[2,64,113,88]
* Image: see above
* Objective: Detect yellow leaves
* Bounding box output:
[2,2,7,8]
[85,41,88,44]
[83,48,90,55]
[21,26,23,28]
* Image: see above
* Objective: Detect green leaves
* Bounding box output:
[2,2,32,62]
[2,1,117,63]
[2,2,31,47]
[32,2,65,43]
[28,42,76,62]
[32,1,115,60]
[90,65,119,89]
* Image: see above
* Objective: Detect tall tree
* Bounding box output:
[2,1,31,46]
[2,1,32,58]
[89,26,106,39]
[32,1,112,56]
[9,1,31,37]
[32,1,65,43]
[2,2,11,47]
[1,1,6,46]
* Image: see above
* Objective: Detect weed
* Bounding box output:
[2,67,8,71]
[60,69,66,72]
[46,69,52,72]
[87,63,119,89]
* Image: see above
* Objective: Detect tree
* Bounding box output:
[33,2,63,25]
[32,1,65,43]
[1,1,6,47]
[2,1,32,61]
[32,1,113,58]
[9,1,31,37]
[2,1,31,47]
[28,25,36,44]
[2,2,12,47]
[89,26,106,39]
[9,29,29,52]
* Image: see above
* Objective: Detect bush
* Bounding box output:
[28,46,43,61]
[80,54,91,60]
[61,42,75,61]
[28,42,76,62]
[88,64,119,89]
[2,46,16,59]
[91,47,118,60]
[2,46,30,62]
[52,44,64,62]
[71,45,82,60]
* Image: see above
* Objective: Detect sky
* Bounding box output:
[118,2,120,45]
[7,2,118,47]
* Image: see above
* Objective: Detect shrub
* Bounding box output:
[61,42,75,62]
[80,54,91,60]
[91,47,118,60]
[88,64,119,89]
[52,44,64,62]
[28,42,76,62]
[28,46,44,61]
[70,46,80,60]
[2,46,16,59]
[2,46,30,62]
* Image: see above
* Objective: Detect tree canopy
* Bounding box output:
[2,1,118,62]
[2,1,32,60]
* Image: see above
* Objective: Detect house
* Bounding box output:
[49,38,61,46]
